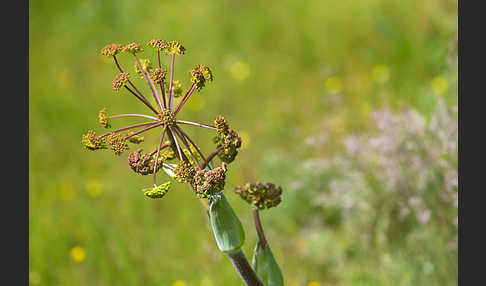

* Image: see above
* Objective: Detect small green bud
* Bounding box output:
[252,243,284,286]
[98,108,110,128]
[209,193,245,253]
[100,43,122,57]
[112,72,130,91]
[142,182,171,199]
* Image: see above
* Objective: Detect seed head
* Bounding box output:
[106,133,129,155]
[134,58,152,78]
[147,39,168,51]
[100,43,122,57]
[113,73,130,91]
[150,68,167,84]
[82,130,107,150]
[234,182,282,210]
[174,161,196,183]
[98,108,110,128]
[162,41,185,55]
[192,164,227,199]
[128,148,163,175]
[142,181,171,199]
[213,116,242,163]
[123,42,143,54]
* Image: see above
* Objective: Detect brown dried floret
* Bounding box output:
[192,164,227,199]
[101,44,122,57]
[112,73,130,91]
[234,182,282,210]
[190,65,213,91]
[128,148,163,175]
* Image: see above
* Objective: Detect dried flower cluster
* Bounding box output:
[82,39,242,199]
[235,182,283,210]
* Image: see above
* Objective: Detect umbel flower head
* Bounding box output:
[82,38,242,200]
[234,182,283,210]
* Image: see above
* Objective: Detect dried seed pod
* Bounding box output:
[234,182,282,210]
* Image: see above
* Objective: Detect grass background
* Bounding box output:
[29,0,457,285]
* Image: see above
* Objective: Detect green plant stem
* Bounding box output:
[165,128,262,285]
[227,250,264,286]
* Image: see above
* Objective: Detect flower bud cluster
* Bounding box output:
[234,182,282,210]
[213,116,242,163]
[106,133,129,155]
[192,164,227,198]
[112,73,130,91]
[162,41,185,55]
[142,182,171,199]
[100,44,122,57]
[126,132,144,144]
[190,64,213,91]
[150,68,167,84]
[98,108,110,128]
[123,42,143,54]
[147,39,168,51]
[82,130,106,150]
[174,161,196,183]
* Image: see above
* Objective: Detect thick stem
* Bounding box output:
[253,209,267,248]
[227,250,264,286]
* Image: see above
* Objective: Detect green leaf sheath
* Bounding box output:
[209,192,245,253]
[252,243,284,286]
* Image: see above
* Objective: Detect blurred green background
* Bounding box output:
[29,0,457,285]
